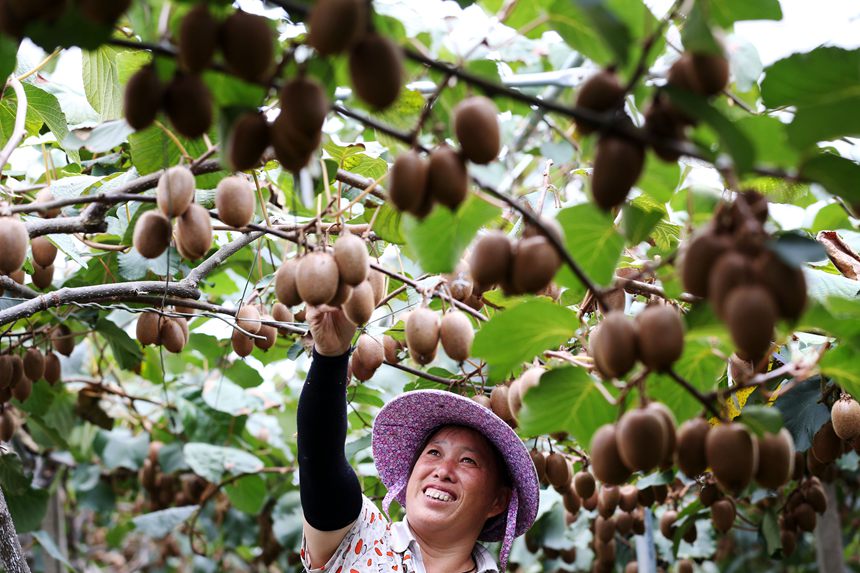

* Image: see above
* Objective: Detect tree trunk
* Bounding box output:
[0,487,32,573]
[815,482,845,573]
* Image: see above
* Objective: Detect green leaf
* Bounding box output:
[363,203,405,244]
[183,443,264,484]
[811,203,852,233]
[761,47,860,108]
[96,317,143,371]
[518,366,616,446]
[5,486,49,533]
[800,152,860,207]
[761,509,782,557]
[402,196,501,274]
[622,195,665,244]
[638,158,680,203]
[648,340,726,423]
[133,506,198,538]
[0,36,17,82]
[738,405,783,436]
[773,376,830,451]
[202,376,263,416]
[681,0,722,55]
[821,345,860,402]
[556,203,624,288]
[82,46,126,121]
[224,474,266,514]
[0,454,30,496]
[572,0,633,66]
[32,530,74,571]
[472,299,578,379]
[23,83,70,148]
[222,360,264,389]
[787,96,860,149]
[547,0,612,65]
[711,0,782,27]
[98,429,149,471]
[735,116,798,169]
[769,233,826,267]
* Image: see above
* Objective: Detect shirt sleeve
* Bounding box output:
[301,494,390,572]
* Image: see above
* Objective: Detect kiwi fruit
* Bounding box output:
[507,367,542,420]
[307,0,367,56]
[382,336,402,364]
[439,310,473,363]
[388,150,430,216]
[582,489,599,511]
[591,136,645,211]
[270,113,319,173]
[339,280,373,325]
[215,176,255,228]
[275,258,302,307]
[596,515,615,543]
[296,252,340,306]
[636,304,684,371]
[279,77,329,138]
[563,486,581,514]
[597,485,620,518]
[52,325,75,356]
[589,311,638,379]
[676,418,710,478]
[723,285,776,361]
[176,203,213,260]
[832,395,860,440]
[754,429,795,489]
[225,111,270,172]
[811,420,842,463]
[706,423,758,493]
[231,329,254,357]
[368,268,387,306]
[0,409,14,441]
[490,385,515,426]
[590,424,632,485]
[405,307,440,363]
[178,4,219,73]
[643,95,686,161]
[573,471,596,499]
[667,53,701,94]
[160,319,185,353]
[0,356,11,389]
[157,165,195,219]
[471,393,490,409]
[646,402,677,468]
[659,510,677,539]
[752,250,807,322]
[805,480,827,513]
[616,408,667,472]
[781,529,797,556]
[22,348,44,381]
[511,235,561,294]
[136,311,161,346]
[545,452,571,489]
[680,228,731,297]
[328,280,353,307]
[707,251,755,318]
[254,316,277,350]
[31,263,53,290]
[470,231,513,286]
[453,96,500,165]
[235,305,262,335]
[574,69,625,134]
[352,334,384,382]
[530,449,547,483]
[43,352,60,385]
[691,52,730,97]
[33,189,60,218]
[11,374,31,402]
[133,210,172,260]
[7,355,22,390]
[348,33,403,109]
[0,217,28,274]
[164,73,212,139]
[617,484,638,512]
[427,146,469,211]
[30,235,57,267]
[333,232,369,287]
[794,502,816,532]
[220,10,274,82]
[78,0,130,25]
[710,498,735,533]
[124,65,163,131]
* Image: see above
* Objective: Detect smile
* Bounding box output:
[423,487,456,502]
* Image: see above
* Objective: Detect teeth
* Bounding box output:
[424,488,453,502]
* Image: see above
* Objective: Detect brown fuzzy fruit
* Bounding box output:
[0,217,28,274]
[563,487,581,515]
[7,355,22,389]
[136,311,161,346]
[35,189,60,218]
[44,352,60,385]
[254,316,276,350]
[511,236,562,294]
[530,449,547,483]
[388,150,430,216]
[676,418,710,478]
[646,402,677,468]
[470,231,513,286]
[794,502,816,532]
[636,305,684,371]
[711,498,736,533]
[755,428,795,489]
[159,319,185,353]
[348,33,403,109]
[307,0,367,55]
[591,136,645,211]
[157,165,195,218]
[596,515,616,543]
[352,334,384,381]
[333,232,369,287]
[724,285,776,361]
[832,395,860,440]
[619,485,638,512]
[30,236,57,267]
[490,385,515,426]
[707,251,755,318]
[616,408,668,472]
[31,263,54,290]
[133,210,172,259]
[405,308,440,363]
[272,302,294,336]
[781,529,797,557]
[176,203,213,260]
[643,96,686,162]
[545,452,571,489]
[383,336,402,364]
[427,146,469,211]
[226,112,270,171]
[439,311,473,363]
[164,73,212,139]
[680,229,731,297]
[590,424,632,485]
[573,471,596,500]
[691,53,730,97]
[753,250,807,322]
[589,311,638,379]
[23,348,44,381]
[269,113,319,173]
[52,325,75,357]
[275,259,302,307]
[342,280,375,325]
[78,0,130,25]
[178,4,219,73]
[706,423,758,493]
[215,176,255,228]
[236,305,262,335]
[507,367,542,420]
[368,269,387,306]
[279,77,329,138]
[454,96,500,164]
[811,421,842,463]
[220,11,274,82]
[574,69,625,135]
[231,329,254,357]
[659,510,677,539]
[296,252,340,306]
[0,356,11,389]
[597,485,620,518]
[124,66,163,131]
[11,376,31,402]
[0,410,14,441]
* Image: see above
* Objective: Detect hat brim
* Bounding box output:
[371,390,539,541]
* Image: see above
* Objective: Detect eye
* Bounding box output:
[426,448,440,456]
[462,457,477,465]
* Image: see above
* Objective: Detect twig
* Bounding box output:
[666,367,724,421]
[0,77,27,178]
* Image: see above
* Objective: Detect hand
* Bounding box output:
[306,305,358,357]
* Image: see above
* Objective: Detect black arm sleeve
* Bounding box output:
[297,349,363,531]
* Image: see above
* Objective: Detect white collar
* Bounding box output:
[391,517,499,572]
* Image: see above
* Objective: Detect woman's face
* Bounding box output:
[404,426,511,538]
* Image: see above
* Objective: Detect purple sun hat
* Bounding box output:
[372,390,540,569]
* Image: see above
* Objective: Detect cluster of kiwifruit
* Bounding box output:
[388,96,501,217]
[140,441,209,511]
[306,0,403,109]
[589,303,684,380]
[0,0,130,38]
[806,414,860,481]
[270,77,330,173]
[132,165,213,261]
[778,476,828,555]
[275,233,385,327]
[0,347,60,404]
[679,191,807,362]
[481,366,543,428]
[230,303,278,356]
[136,309,190,354]
[403,307,474,366]
[349,334,384,381]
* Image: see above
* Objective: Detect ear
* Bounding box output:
[487,486,512,519]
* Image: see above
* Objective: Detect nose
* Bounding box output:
[432,456,457,481]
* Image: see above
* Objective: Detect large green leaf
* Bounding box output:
[133,506,198,538]
[82,45,126,121]
[5,486,50,533]
[183,443,264,484]
[773,376,830,451]
[224,474,266,514]
[761,47,860,108]
[711,0,782,27]
[472,299,578,379]
[0,36,16,82]
[24,84,70,147]
[787,96,860,149]
[572,0,633,67]
[96,317,143,371]
[518,366,616,446]
[622,194,665,245]
[648,340,726,423]
[547,0,612,65]
[556,203,624,288]
[821,345,860,402]
[800,152,860,207]
[735,116,798,169]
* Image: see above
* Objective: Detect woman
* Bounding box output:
[297,305,539,572]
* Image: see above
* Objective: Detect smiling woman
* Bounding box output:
[297,305,539,573]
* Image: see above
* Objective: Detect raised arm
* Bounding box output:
[297,305,362,568]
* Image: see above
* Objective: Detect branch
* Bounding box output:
[666,367,724,421]
[0,77,28,178]
[0,276,38,300]
[180,231,265,289]
[384,359,457,385]
[0,487,31,573]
